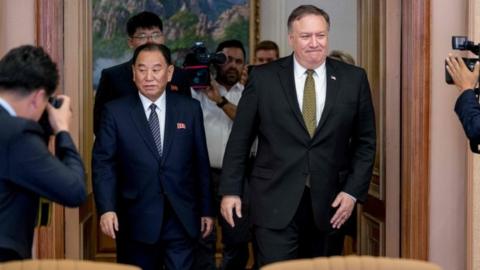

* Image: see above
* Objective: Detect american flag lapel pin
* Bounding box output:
[177,122,186,129]
[330,75,336,80]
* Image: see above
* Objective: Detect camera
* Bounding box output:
[445,36,480,84]
[39,96,63,140]
[183,42,226,90]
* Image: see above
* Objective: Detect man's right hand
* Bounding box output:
[446,54,480,91]
[46,94,71,134]
[100,211,119,239]
[220,195,242,228]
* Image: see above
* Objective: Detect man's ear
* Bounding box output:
[167,65,174,82]
[132,65,136,82]
[31,89,47,109]
[127,38,135,49]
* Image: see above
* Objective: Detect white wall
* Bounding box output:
[259,0,357,60]
[0,0,36,56]
[430,0,468,269]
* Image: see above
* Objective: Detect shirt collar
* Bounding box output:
[0,97,16,116]
[138,91,166,113]
[293,55,326,79]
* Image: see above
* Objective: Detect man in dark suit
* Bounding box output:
[446,54,480,149]
[0,45,86,261]
[93,11,190,134]
[219,5,376,267]
[93,44,213,270]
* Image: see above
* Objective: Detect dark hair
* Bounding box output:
[329,50,356,65]
[132,43,172,65]
[0,45,58,96]
[255,40,280,58]
[287,5,330,32]
[215,39,246,60]
[126,11,163,37]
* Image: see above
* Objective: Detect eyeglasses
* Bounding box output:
[132,33,164,42]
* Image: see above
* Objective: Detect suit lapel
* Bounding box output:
[161,91,176,165]
[129,95,162,161]
[314,58,340,138]
[278,55,308,133]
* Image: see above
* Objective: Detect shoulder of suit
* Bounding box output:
[0,114,43,141]
[327,57,365,73]
[102,61,132,76]
[104,92,138,110]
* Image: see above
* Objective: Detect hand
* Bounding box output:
[100,211,119,239]
[200,217,214,238]
[205,80,222,103]
[220,195,242,228]
[46,94,71,134]
[330,192,356,229]
[446,54,480,91]
[240,65,249,86]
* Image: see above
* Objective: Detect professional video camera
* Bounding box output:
[445,36,480,84]
[183,42,226,90]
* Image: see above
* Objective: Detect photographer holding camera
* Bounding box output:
[446,52,480,151]
[189,39,250,270]
[0,45,86,261]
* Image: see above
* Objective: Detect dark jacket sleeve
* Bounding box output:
[7,127,86,207]
[455,89,480,141]
[192,101,213,217]
[94,69,113,135]
[342,70,376,203]
[92,106,118,215]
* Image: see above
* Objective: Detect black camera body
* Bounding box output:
[445,36,480,84]
[39,96,63,140]
[183,42,226,90]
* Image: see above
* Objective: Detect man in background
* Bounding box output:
[220,5,376,267]
[254,40,279,65]
[94,11,189,134]
[191,39,250,270]
[0,45,86,261]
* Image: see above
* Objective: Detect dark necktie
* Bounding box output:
[148,103,162,156]
[303,69,317,138]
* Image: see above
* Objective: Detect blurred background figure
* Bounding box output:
[254,40,280,65]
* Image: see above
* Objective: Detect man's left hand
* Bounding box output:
[205,80,222,104]
[201,216,214,238]
[330,191,356,229]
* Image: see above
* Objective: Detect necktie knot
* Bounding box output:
[149,103,157,111]
[306,69,315,77]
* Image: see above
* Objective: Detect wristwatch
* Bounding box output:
[216,96,229,108]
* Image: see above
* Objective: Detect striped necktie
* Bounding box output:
[148,103,162,156]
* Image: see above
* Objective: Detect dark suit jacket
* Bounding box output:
[93,61,191,134]
[92,91,212,243]
[219,55,376,231]
[0,106,86,258]
[454,89,480,152]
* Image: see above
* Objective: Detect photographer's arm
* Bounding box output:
[447,55,480,141]
[205,81,237,120]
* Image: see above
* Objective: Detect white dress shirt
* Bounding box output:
[0,97,16,116]
[138,92,166,150]
[293,56,327,124]
[191,83,244,169]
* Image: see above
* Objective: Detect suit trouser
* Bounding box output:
[193,168,250,270]
[116,201,195,270]
[253,187,344,267]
